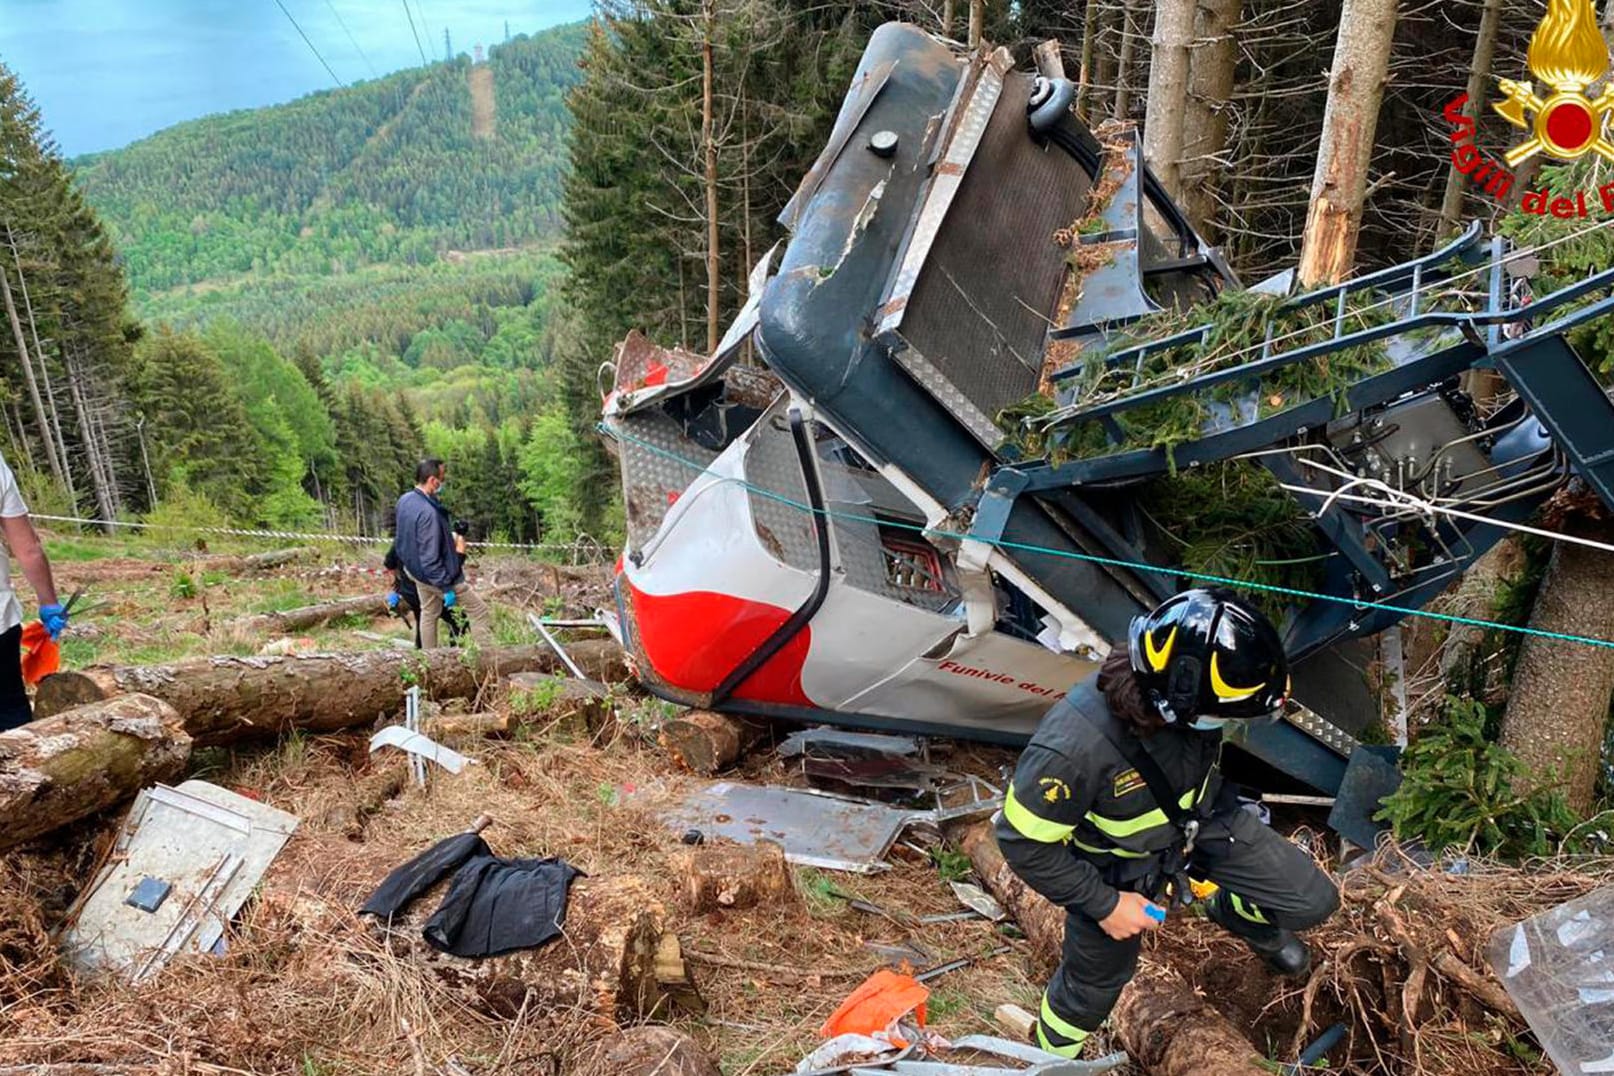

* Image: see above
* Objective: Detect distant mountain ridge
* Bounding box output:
[75,22,587,296]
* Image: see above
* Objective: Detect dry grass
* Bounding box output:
[0,711,1039,1075]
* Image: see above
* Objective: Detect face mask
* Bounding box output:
[1188,716,1232,732]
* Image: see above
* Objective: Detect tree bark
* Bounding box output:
[955,822,1270,1075]
[1143,0,1195,199]
[969,0,986,48]
[380,874,689,1022]
[1500,540,1614,814]
[33,639,629,746]
[0,694,189,852]
[1077,0,1099,119]
[678,840,793,913]
[220,594,388,640]
[1435,0,1503,239]
[1111,0,1140,120]
[701,0,721,354]
[1180,0,1241,237]
[1296,0,1399,286]
[942,0,956,37]
[1033,39,1066,79]
[659,709,765,775]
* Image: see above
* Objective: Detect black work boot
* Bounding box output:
[1205,891,1313,977]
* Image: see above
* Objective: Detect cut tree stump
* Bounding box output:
[956,822,1270,1076]
[221,594,388,640]
[381,873,693,1022]
[35,639,628,745]
[575,1025,721,1076]
[505,672,615,733]
[679,840,792,913]
[0,694,189,852]
[660,709,765,775]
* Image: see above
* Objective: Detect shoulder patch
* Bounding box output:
[1038,776,1071,804]
[1112,767,1148,798]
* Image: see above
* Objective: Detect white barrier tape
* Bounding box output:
[30,513,609,558]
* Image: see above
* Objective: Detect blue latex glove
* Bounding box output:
[39,603,68,641]
[442,589,457,609]
[1144,902,1167,923]
[385,591,400,611]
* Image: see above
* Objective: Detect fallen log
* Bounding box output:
[575,1026,721,1076]
[956,822,1270,1076]
[0,694,189,852]
[660,709,766,775]
[679,840,792,914]
[383,873,692,1022]
[35,639,629,745]
[220,594,388,640]
[193,546,317,572]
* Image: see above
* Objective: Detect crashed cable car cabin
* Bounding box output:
[601,23,1614,797]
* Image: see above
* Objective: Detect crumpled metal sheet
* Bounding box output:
[60,781,298,983]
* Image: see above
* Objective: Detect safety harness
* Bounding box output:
[1075,704,1204,908]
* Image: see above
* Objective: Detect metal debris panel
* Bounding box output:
[653,782,922,873]
[60,780,298,983]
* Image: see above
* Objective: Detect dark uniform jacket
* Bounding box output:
[996,677,1222,922]
[394,488,461,590]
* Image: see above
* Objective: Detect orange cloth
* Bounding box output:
[20,621,59,686]
[819,970,929,1041]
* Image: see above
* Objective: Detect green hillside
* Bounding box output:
[77,23,585,295]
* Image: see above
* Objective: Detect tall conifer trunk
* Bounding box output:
[701,0,720,354]
[1296,0,1398,285]
[0,257,64,488]
[1143,0,1194,199]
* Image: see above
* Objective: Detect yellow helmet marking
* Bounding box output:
[1144,626,1177,672]
[1210,652,1266,701]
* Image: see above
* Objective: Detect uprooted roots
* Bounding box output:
[1167,837,1614,1074]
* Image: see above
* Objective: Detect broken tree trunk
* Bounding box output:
[0,694,189,852]
[956,822,1270,1076]
[660,709,765,775]
[1295,0,1399,286]
[679,840,793,913]
[220,594,388,640]
[384,873,691,1022]
[35,639,628,746]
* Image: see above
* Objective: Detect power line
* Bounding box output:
[322,0,378,79]
[272,0,345,88]
[400,0,428,65]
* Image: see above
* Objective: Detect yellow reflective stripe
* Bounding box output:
[1086,786,1197,838]
[1040,994,1091,1045]
[1070,836,1149,858]
[1210,652,1265,701]
[1230,892,1269,925]
[1036,1024,1080,1058]
[1003,784,1076,844]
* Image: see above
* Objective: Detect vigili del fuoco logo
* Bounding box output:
[1442,0,1614,216]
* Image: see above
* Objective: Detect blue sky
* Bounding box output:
[0,0,593,155]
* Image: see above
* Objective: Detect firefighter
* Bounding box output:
[997,588,1340,1059]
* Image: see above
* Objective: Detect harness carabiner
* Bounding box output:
[1182,818,1200,857]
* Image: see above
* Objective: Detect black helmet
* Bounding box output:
[1127,588,1290,725]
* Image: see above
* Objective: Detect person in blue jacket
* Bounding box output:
[393,459,492,648]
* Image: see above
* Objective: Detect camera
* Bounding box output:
[453,519,470,537]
